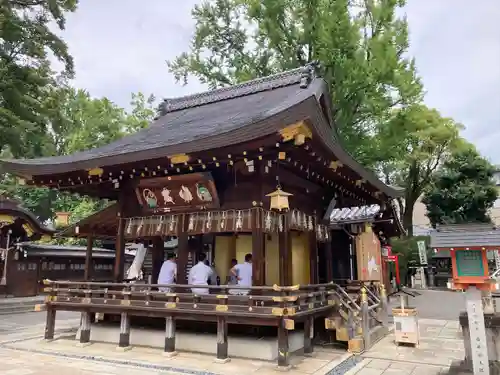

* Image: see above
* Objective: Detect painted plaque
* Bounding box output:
[356,228,383,282]
[455,250,485,277]
[135,173,220,214]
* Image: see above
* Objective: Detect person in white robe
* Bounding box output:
[158,253,177,292]
[188,253,213,295]
[229,253,252,295]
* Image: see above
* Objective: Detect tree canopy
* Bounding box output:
[168,0,423,165]
[0,0,78,158]
[0,86,156,225]
[375,104,463,235]
[422,145,498,227]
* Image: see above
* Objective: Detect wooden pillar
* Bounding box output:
[118,312,131,349]
[44,307,56,340]
[79,311,92,344]
[176,214,189,284]
[216,316,229,362]
[164,316,177,356]
[278,214,292,286]
[303,315,314,355]
[324,234,333,282]
[252,209,265,286]
[151,237,164,284]
[277,319,290,368]
[309,229,318,284]
[114,193,126,282]
[84,235,93,281]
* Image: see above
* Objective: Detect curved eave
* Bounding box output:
[0,205,56,237]
[0,79,402,200]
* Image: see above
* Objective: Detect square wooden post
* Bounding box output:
[252,209,265,286]
[114,194,126,282]
[176,214,189,284]
[151,237,165,284]
[324,233,333,282]
[278,213,292,286]
[84,235,93,281]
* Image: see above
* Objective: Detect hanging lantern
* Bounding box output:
[55,212,70,227]
[266,186,293,211]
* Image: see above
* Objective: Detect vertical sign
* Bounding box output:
[494,250,500,271]
[417,240,428,265]
[465,287,489,374]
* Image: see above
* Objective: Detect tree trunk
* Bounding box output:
[402,199,416,237]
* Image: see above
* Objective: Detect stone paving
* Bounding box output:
[346,319,465,375]
[0,316,350,375]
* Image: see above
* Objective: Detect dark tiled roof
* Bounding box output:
[0,64,403,198]
[430,223,500,249]
[0,65,319,175]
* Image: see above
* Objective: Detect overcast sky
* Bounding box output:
[54,0,500,164]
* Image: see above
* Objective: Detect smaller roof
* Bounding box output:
[328,202,405,237]
[330,204,381,224]
[0,196,55,239]
[430,223,500,249]
[17,242,135,259]
[58,204,121,240]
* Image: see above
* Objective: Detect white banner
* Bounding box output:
[417,240,427,265]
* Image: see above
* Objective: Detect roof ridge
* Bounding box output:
[158,62,320,115]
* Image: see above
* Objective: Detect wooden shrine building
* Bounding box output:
[0,196,55,296]
[0,64,403,363]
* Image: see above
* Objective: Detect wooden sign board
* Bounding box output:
[451,249,489,285]
[135,173,220,214]
[356,228,383,282]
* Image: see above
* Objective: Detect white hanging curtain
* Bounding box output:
[126,243,148,280]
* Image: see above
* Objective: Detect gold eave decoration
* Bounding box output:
[355,179,366,187]
[87,167,104,177]
[329,160,343,170]
[169,153,190,164]
[22,224,34,237]
[266,186,293,211]
[278,121,312,146]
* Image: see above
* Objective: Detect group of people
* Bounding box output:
[157,252,253,295]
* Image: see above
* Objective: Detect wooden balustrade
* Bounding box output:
[39,280,341,367]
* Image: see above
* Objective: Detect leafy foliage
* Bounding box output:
[390,235,430,284]
[0,0,78,158]
[168,0,422,165]
[375,104,463,235]
[0,86,156,228]
[422,145,498,226]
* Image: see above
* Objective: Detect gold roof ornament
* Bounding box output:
[266,186,293,211]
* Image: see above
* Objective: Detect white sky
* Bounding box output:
[53,0,500,163]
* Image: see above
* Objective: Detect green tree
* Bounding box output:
[375,104,463,235]
[422,146,498,226]
[0,0,78,158]
[168,0,422,165]
[0,87,156,224]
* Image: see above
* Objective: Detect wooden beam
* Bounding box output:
[152,237,164,284]
[84,235,93,281]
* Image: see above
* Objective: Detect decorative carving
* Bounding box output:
[161,188,175,205]
[143,189,157,208]
[135,173,219,214]
[179,185,193,203]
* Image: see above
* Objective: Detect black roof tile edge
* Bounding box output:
[158,62,319,115]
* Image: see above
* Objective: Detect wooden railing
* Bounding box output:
[39,279,389,366]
